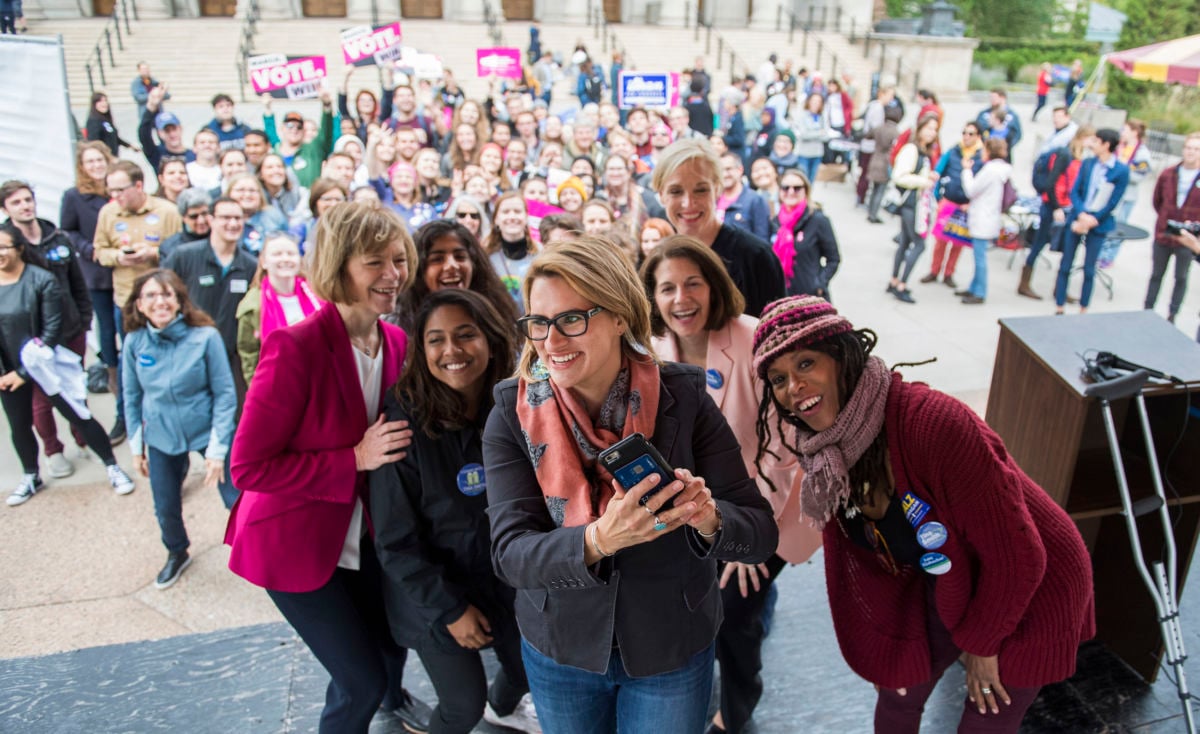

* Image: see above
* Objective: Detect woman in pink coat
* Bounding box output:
[641,235,820,734]
[226,202,430,734]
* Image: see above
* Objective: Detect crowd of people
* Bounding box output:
[1,37,1197,734]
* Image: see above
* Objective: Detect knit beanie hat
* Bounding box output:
[772,129,796,146]
[752,295,854,379]
[556,176,588,201]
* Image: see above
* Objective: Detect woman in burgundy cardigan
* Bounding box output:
[750,294,1094,733]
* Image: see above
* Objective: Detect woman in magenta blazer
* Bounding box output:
[226,202,430,734]
[642,235,820,734]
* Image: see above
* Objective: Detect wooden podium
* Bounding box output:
[986,311,1200,681]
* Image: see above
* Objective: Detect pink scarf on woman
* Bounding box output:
[258,275,322,340]
[772,201,807,288]
[516,356,661,528]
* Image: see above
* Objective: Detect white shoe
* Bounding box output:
[107,464,136,495]
[46,452,74,479]
[484,694,541,733]
[7,474,44,506]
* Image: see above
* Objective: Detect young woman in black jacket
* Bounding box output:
[0,229,134,506]
[85,93,138,157]
[370,289,538,734]
[769,169,841,300]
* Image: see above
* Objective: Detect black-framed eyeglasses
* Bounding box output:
[456,211,482,220]
[781,184,807,193]
[517,306,604,341]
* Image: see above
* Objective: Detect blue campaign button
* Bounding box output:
[456,463,487,496]
[55,245,71,259]
[145,214,160,225]
[920,552,952,575]
[138,354,156,367]
[901,491,930,526]
[916,521,948,550]
[114,221,128,232]
[705,368,724,390]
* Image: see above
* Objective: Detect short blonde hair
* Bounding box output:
[517,236,659,381]
[308,201,417,304]
[650,138,721,193]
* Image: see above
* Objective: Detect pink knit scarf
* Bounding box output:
[772,202,806,288]
[793,355,891,528]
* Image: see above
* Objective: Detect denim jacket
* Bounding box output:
[122,315,236,459]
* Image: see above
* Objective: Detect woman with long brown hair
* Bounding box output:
[122,269,237,589]
[60,142,123,419]
[371,288,539,733]
[484,191,536,313]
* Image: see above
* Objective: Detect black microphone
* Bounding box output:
[1095,351,1177,382]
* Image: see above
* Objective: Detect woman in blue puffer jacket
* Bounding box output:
[122,268,237,591]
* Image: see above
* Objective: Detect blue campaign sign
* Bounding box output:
[619,72,672,110]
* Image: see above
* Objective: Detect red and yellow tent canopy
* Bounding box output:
[1108,34,1200,86]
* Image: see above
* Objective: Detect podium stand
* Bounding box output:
[986,311,1200,681]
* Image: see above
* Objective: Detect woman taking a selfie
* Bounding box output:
[482,237,777,733]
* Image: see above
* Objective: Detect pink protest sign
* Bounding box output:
[526,199,565,245]
[476,47,523,79]
[669,73,681,107]
[248,54,327,99]
[341,23,403,67]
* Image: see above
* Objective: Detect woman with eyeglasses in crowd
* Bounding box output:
[770,169,841,300]
[371,288,540,733]
[641,236,820,734]
[224,172,287,255]
[235,231,322,386]
[121,269,235,587]
[228,202,432,734]
[750,294,1095,733]
[482,236,777,732]
[445,195,491,242]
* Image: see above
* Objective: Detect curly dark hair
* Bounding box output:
[396,289,516,438]
[754,328,889,507]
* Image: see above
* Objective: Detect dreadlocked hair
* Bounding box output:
[753,328,891,508]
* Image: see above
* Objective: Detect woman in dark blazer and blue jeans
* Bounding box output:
[482,237,777,733]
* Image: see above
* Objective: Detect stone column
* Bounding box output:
[445,0,484,21]
[655,0,688,27]
[538,0,588,23]
[749,0,781,30]
[709,0,748,26]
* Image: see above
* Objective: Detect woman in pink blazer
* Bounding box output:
[643,235,820,734]
[226,202,430,734]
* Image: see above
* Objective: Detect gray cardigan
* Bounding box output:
[483,362,778,677]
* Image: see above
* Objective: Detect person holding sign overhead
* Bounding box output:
[261,89,334,189]
[749,295,1095,733]
[371,289,539,733]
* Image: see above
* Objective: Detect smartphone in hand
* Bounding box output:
[598,433,676,508]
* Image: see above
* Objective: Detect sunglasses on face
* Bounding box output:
[284,121,302,130]
[780,184,806,193]
[456,211,482,220]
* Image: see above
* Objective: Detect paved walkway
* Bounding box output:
[1,96,1198,732]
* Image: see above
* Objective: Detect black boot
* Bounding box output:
[108,417,126,446]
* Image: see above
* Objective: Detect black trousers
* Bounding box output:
[1,381,116,473]
[416,618,528,734]
[716,553,788,734]
[267,541,409,734]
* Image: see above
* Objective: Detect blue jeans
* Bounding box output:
[147,446,238,553]
[521,638,714,734]
[797,156,821,184]
[1026,200,1057,267]
[969,238,991,298]
[1055,228,1106,307]
[89,289,120,367]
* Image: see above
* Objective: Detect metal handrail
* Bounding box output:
[83,0,136,97]
[234,0,261,102]
[481,0,503,46]
[588,1,635,79]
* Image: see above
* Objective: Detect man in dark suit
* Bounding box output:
[1054,128,1129,314]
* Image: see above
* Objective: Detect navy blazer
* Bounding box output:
[722,186,771,241]
[1069,156,1130,234]
[482,362,778,677]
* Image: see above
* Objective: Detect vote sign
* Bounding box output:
[248,54,327,99]
[476,47,523,79]
[342,22,403,67]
